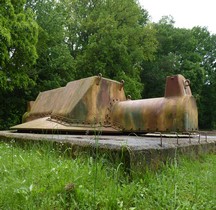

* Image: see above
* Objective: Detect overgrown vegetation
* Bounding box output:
[0,140,215,209]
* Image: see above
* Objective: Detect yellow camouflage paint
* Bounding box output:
[12,74,198,133]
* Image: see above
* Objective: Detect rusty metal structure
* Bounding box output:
[11,74,198,134]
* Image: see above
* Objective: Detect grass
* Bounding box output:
[0,139,215,210]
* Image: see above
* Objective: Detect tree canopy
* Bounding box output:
[1,1,216,130]
[0,0,38,91]
[63,0,157,98]
[0,0,38,129]
[141,16,216,128]
[25,0,75,92]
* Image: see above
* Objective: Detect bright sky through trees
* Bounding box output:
[139,0,216,34]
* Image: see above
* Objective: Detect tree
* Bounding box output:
[141,16,216,129]
[0,0,38,129]
[192,28,216,129]
[25,0,75,93]
[63,0,158,98]
[0,0,38,91]
[1,0,158,128]
[141,17,205,99]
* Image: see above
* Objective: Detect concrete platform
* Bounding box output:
[0,130,215,174]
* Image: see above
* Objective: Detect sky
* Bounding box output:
[139,0,216,34]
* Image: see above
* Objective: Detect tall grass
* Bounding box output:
[0,139,215,209]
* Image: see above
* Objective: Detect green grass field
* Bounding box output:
[0,139,215,210]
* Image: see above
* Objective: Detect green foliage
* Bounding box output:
[25,0,75,92]
[0,90,27,129]
[63,0,157,98]
[192,29,216,129]
[0,0,38,91]
[1,0,216,129]
[1,0,157,129]
[114,70,144,99]
[0,0,38,130]
[140,17,216,129]
[0,140,215,209]
[142,18,205,99]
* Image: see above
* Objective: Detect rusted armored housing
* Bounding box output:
[12,74,198,134]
